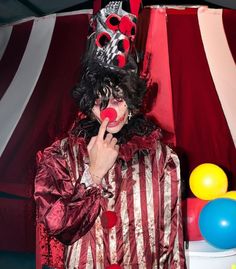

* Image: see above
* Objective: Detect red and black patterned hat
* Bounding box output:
[85,1,139,72]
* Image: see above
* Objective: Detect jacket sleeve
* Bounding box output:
[158,144,187,269]
[34,139,102,245]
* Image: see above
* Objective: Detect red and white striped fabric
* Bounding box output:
[136,6,236,190]
[34,131,186,269]
[0,10,91,196]
[0,10,91,252]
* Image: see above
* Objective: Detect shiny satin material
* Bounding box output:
[35,140,102,245]
[35,129,186,268]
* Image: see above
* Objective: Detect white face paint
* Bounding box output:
[92,97,129,134]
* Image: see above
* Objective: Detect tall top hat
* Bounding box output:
[84,1,139,73]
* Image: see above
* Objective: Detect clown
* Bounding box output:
[34,2,186,268]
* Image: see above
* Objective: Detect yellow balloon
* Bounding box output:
[219,191,236,200]
[189,163,228,200]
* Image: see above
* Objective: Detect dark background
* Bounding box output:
[0,0,235,26]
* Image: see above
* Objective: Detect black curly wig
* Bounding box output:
[72,59,146,115]
[71,60,157,144]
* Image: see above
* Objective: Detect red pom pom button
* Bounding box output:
[106,264,121,269]
[100,108,117,122]
[101,211,117,229]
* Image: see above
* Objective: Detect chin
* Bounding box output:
[106,126,123,134]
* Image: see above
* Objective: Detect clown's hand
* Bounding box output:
[87,118,119,185]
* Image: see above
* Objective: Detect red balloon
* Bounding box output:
[101,210,117,229]
[182,198,208,241]
[100,108,117,122]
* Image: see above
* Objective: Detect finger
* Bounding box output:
[97,117,109,141]
[104,133,113,144]
[110,137,118,147]
[87,136,97,151]
[114,144,120,152]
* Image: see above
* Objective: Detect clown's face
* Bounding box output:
[92,97,129,133]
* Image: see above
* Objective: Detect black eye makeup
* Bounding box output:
[110,98,124,105]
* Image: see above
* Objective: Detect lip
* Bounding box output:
[107,121,120,127]
[107,114,126,128]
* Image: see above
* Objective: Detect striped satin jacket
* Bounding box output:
[35,129,186,269]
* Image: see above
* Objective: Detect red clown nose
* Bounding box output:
[100,108,117,122]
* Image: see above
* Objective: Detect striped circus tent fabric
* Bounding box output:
[136,6,236,193]
[0,6,236,254]
[0,10,91,196]
[0,10,91,252]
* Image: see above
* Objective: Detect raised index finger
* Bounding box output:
[97,117,109,141]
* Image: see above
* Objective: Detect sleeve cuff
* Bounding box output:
[81,165,113,198]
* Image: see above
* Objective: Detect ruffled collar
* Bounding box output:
[69,128,161,162]
[118,128,161,161]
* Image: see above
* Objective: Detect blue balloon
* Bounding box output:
[199,198,236,249]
